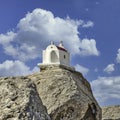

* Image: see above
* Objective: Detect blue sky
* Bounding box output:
[0,0,120,106]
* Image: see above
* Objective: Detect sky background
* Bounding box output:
[0,0,120,107]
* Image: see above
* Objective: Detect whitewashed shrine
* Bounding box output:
[41,41,70,66]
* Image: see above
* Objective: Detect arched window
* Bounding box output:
[50,51,59,63]
[64,55,66,59]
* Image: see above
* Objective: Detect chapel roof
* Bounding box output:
[57,46,67,52]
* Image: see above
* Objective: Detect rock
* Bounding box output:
[0,76,50,120]
[102,105,120,120]
[29,64,102,120]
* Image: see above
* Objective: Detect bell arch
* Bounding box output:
[50,51,59,63]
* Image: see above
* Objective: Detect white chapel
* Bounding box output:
[41,41,70,66]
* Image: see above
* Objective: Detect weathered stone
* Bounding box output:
[0,77,50,120]
[29,65,102,120]
[102,105,120,120]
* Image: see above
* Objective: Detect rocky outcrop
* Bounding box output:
[102,105,120,120]
[0,64,102,120]
[29,64,102,120]
[0,77,50,120]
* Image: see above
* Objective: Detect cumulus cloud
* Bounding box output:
[75,64,89,75]
[79,38,100,56]
[0,60,39,76]
[91,76,120,106]
[0,31,16,45]
[103,64,115,74]
[116,48,120,63]
[0,8,99,61]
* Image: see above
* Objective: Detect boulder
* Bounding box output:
[29,64,102,120]
[0,76,50,120]
[102,105,120,120]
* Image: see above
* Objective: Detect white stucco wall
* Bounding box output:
[59,50,70,66]
[42,44,70,66]
[43,44,60,64]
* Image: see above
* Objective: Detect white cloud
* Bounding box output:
[91,76,120,106]
[85,8,89,12]
[103,64,115,74]
[96,2,100,5]
[75,64,89,75]
[0,31,16,45]
[79,38,100,56]
[116,48,120,63]
[0,60,39,77]
[82,21,94,28]
[0,8,99,61]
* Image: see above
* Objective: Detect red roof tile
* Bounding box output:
[57,46,67,52]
